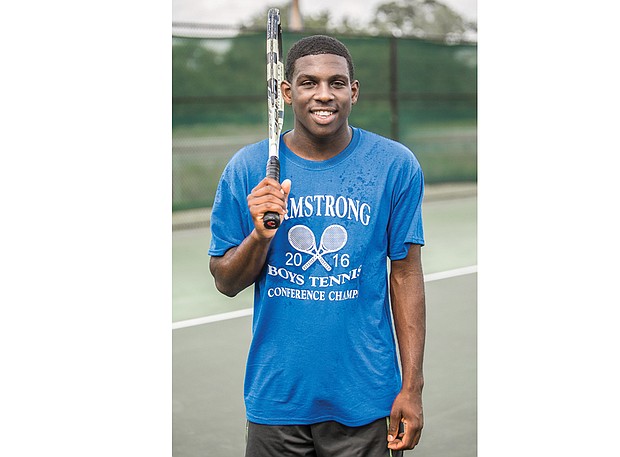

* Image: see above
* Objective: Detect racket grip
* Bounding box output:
[264,156,281,229]
[266,155,280,181]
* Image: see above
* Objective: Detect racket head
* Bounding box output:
[288,225,317,254]
[319,224,348,252]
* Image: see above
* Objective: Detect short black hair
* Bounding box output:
[285,35,355,82]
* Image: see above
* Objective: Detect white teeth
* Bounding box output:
[314,111,333,116]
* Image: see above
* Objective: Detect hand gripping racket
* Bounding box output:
[263,8,285,230]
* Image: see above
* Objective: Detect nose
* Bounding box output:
[314,82,334,102]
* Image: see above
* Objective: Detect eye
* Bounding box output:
[331,80,347,88]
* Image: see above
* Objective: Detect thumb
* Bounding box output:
[281,179,292,197]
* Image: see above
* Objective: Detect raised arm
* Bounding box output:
[387,243,426,451]
[209,178,291,297]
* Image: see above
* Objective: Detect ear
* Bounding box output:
[351,80,360,105]
[281,80,293,105]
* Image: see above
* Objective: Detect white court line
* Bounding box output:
[172,308,254,330]
[172,265,477,330]
[424,265,477,282]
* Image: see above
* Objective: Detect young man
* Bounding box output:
[209,35,426,456]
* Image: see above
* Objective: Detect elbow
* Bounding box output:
[210,257,237,297]
[210,254,249,297]
[214,280,240,298]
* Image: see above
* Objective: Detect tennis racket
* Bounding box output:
[288,225,331,271]
[302,225,348,271]
[263,8,285,230]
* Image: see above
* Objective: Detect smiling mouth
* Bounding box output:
[312,110,336,120]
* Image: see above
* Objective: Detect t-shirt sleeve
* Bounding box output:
[208,164,251,257]
[387,162,425,260]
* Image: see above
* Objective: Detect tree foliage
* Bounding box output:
[370,0,476,40]
[240,0,476,41]
[241,3,335,34]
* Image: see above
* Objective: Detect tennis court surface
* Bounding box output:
[173,184,477,456]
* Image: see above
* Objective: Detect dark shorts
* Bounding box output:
[245,418,403,457]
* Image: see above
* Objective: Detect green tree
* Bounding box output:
[369,0,476,40]
[241,3,332,32]
[241,0,476,41]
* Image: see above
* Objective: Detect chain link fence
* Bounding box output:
[173,27,476,220]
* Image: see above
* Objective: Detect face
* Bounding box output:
[282,54,359,141]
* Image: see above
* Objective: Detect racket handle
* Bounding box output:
[266,155,280,182]
[264,156,281,229]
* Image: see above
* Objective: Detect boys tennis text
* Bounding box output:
[266,263,362,302]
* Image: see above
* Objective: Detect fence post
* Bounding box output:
[389,35,399,141]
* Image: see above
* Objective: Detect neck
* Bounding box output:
[284,125,352,161]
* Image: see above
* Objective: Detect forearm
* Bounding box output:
[390,245,426,393]
[394,300,425,394]
[209,229,273,297]
[387,245,426,450]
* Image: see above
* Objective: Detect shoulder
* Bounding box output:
[355,128,421,171]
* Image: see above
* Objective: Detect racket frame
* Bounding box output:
[263,8,285,230]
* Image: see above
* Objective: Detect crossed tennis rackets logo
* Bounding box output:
[288,224,348,272]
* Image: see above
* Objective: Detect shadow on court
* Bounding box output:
[173,273,477,457]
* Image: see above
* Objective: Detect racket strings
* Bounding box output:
[320,225,347,251]
[288,226,317,253]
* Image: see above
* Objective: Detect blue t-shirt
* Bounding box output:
[209,127,424,426]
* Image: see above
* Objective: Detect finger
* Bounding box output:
[250,177,283,197]
[250,201,287,219]
[412,416,424,445]
[389,422,422,451]
[248,188,287,210]
[387,414,401,443]
[400,422,415,449]
[387,420,405,450]
[412,427,423,446]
